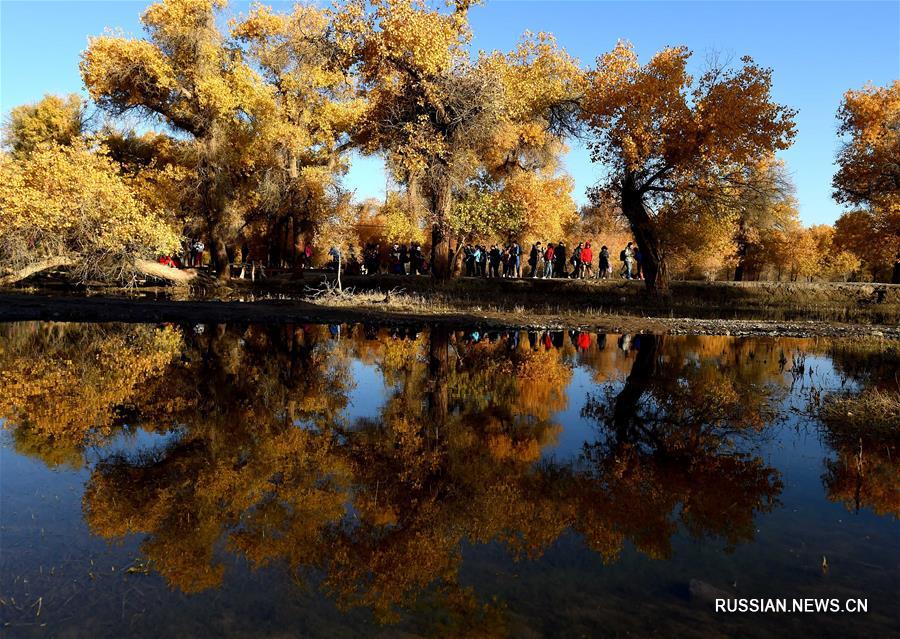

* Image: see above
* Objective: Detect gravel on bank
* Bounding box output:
[0,292,897,339]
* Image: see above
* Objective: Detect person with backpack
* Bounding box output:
[598,245,610,279]
[543,243,555,278]
[621,242,635,279]
[581,242,594,279]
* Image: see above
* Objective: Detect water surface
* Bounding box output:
[1,322,897,637]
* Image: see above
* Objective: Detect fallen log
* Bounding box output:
[1,256,200,287]
[0,256,76,286]
[134,259,199,285]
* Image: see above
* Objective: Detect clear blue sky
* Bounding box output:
[2,1,898,224]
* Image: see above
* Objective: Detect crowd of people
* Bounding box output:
[160,236,646,281]
[361,242,429,275]
[355,239,646,280]
[461,239,646,280]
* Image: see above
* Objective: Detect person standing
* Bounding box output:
[543,243,555,278]
[634,248,644,280]
[412,243,424,275]
[555,241,567,278]
[571,242,583,279]
[489,244,502,278]
[598,245,610,279]
[192,239,205,267]
[622,242,635,279]
[399,243,409,275]
[511,241,522,278]
[529,242,541,278]
[581,242,593,279]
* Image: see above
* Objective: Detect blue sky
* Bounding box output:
[2,1,898,225]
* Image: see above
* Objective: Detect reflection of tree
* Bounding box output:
[822,432,899,519]
[322,328,571,623]
[82,324,354,592]
[578,335,784,558]
[4,324,791,628]
[819,341,899,517]
[0,322,181,467]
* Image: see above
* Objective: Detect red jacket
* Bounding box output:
[545,247,555,262]
[582,247,593,264]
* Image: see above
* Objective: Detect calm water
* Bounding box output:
[0,322,897,638]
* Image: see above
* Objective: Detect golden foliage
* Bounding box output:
[0,323,182,465]
[833,81,900,214]
[3,93,85,157]
[0,142,181,281]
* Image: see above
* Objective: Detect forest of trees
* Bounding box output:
[1,0,897,290]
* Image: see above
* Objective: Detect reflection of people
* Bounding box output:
[577,331,591,351]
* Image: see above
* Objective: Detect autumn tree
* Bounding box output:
[2,93,87,157]
[832,208,899,282]
[449,183,525,253]
[351,4,582,279]
[473,33,583,247]
[0,142,183,284]
[231,2,363,267]
[581,42,797,291]
[727,158,796,281]
[832,81,899,283]
[81,0,275,279]
[347,0,505,278]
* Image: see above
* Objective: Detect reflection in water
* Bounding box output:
[819,341,900,519]
[0,323,897,635]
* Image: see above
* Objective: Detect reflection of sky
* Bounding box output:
[343,360,385,424]
[542,365,622,462]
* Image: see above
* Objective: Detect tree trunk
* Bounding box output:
[336,252,342,292]
[211,234,230,281]
[431,225,451,279]
[734,223,748,282]
[0,256,76,286]
[429,182,453,280]
[621,176,668,293]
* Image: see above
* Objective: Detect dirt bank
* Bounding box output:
[1,292,897,339]
[295,275,900,323]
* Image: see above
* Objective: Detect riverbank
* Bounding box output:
[1,290,897,339]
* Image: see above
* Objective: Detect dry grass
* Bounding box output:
[820,388,900,437]
[303,282,455,313]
